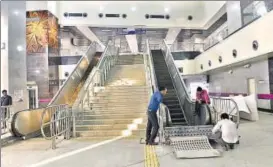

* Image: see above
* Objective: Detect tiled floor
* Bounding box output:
[158,112,273,167]
[1,112,273,167]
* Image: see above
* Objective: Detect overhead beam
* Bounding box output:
[76,26,105,50]
[164,28,181,45]
[125,28,139,53]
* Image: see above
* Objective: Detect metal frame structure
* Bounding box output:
[41,104,72,149]
[1,106,12,135]
[211,97,240,125]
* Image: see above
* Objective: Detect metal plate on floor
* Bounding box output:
[165,125,213,137]
[170,136,221,159]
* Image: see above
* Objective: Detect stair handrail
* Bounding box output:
[71,41,119,137]
[160,40,196,125]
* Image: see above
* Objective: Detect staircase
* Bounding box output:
[75,55,149,140]
[151,50,187,126]
[116,55,144,65]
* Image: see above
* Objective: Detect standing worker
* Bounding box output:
[1,90,12,128]
[146,87,167,145]
[195,87,210,125]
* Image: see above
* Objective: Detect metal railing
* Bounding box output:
[211,97,240,125]
[1,106,12,135]
[161,40,196,125]
[41,104,72,149]
[71,41,119,137]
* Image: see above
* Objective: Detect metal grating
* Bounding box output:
[164,125,213,137]
[170,136,221,158]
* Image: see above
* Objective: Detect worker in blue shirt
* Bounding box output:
[146,86,167,145]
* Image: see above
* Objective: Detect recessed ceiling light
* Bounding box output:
[99,6,104,11]
[164,7,169,13]
[13,10,19,15]
[131,6,136,11]
[16,45,23,51]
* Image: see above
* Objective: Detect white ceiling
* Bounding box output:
[56,1,226,28]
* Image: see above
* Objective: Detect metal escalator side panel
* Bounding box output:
[11,108,51,137]
[49,42,99,106]
[49,57,89,106]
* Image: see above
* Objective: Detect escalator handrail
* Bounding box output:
[146,39,159,93]
[49,42,98,106]
[162,40,193,102]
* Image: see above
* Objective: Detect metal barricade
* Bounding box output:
[1,106,12,135]
[41,104,72,149]
[211,97,240,125]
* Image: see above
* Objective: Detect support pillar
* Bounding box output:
[1,1,28,111]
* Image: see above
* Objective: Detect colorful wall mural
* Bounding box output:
[26,10,59,54]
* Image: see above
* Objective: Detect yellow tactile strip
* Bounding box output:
[144,145,160,167]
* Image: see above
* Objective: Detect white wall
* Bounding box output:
[226,1,242,34]
[209,60,270,109]
[58,65,76,80]
[195,10,273,73]
[174,60,196,75]
[60,31,88,56]
[203,1,226,27]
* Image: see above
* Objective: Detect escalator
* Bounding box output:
[9,42,110,138]
[150,49,213,126]
[151,50,187,126]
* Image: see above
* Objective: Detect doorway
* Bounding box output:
[247,78,257,95]
[27,84,39,109]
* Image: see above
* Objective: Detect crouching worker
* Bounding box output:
[212,113,239,151]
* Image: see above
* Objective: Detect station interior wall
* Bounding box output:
[208,59,271,110]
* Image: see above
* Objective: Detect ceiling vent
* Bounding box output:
[63,12,88,18]
[150,15,165,19]
[105,14,120,18]
[145,14,170,20]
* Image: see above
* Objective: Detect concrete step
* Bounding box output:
[76,118,148,125]
[83,108,147,112]
[89,98,149,103]
[104,86,149,89]
[96,92,149,96]
[74,134,144,141]
[90,96,150,100]
[89,103,148,107]
[98,89,150,94]
[76,129,145,137]
[75,123,146,131]
[85,107,147,111]
[77,113,146,119]
[78,111,147,116]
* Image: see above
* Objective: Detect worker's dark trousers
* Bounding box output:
[146,110,159,143]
